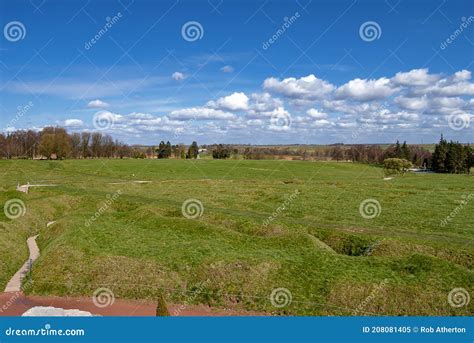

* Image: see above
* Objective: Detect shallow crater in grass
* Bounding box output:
[309,228,377,256]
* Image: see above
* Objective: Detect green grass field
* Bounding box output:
[1,159,472,315]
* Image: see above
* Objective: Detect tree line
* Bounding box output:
[432,135,473,174]
[240,141,432,167]
[1,128,138,159]
[0,128,202,160]
[1,128,472,173]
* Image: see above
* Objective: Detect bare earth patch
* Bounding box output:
[0,293,267,316]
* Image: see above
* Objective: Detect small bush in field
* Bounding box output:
[384,158,412,175]
[156,293,170,316]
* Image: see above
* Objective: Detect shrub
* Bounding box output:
[383,158,412,175]
[155,293,170,316]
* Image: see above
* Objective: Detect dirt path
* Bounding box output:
[16,184,57,193]
[4,235,40,292]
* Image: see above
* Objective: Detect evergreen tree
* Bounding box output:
[432,135,448,172]
[165,141,172,158]
[187,141,198,159]
[394,140,402,158]
[157,141,166,159]
[467,145,474,170]
[432,135,471,174]
[401,141,411,160]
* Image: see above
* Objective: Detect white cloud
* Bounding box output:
[429,81,474,97]
[63,119,84,127]
[87,99,110,109]
[391,69,440,86]
[263,74,335,100]
[335,77,396,101]
[268,107,292,131]
[172,72,186,81]
[306,108,328,119]
[11,69,474,143]
[394,95,429,111]
[87,111,187,135]
[207,92,249,111]
[395,95,467,113]
[168,107,236,120]
[375,110,420,123]
[245,93,284,118]
[220,65,234,73]
[452,70,471,82]
[407,70,474,97]
[127,112,155,119]
[431,97,465,109]
[321,99,383,116]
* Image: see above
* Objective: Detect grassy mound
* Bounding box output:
[1,159,472,315]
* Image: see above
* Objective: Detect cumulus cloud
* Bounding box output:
[172,72,186,81]
[207,92,249,111]
[169,107,236,120]
[394,95,429,111]
[268,107,292,131]
[87,99,110,109]
[392,68,440,86]
[306,108,328,119]
[263,74,335,100]
[294,115,331,128]
[452,70,471,82]
[428,80,474,97]
[153,68,472,141]
[15,68,473,143]
[220,65,234,73]
[246,92,284,118]
[335,77,396,101]
[63,119,84,127]
[405,69,474,97]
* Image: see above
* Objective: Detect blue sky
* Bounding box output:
[1,0,473,145]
